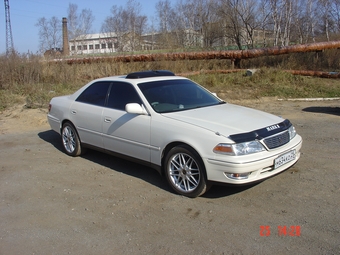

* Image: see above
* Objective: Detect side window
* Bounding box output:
[107,82,142,110]
[76,82,111,106]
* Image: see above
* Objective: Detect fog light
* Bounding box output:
[225,172,250,180]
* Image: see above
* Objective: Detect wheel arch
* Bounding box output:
[60,119,82,143]
[161,141,207,177]
[162,141,210,197]
[60,119,74,132]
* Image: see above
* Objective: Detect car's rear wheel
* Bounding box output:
[61,122,82,156]
[165,145,208,198]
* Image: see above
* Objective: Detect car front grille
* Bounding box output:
[263,131,290,149]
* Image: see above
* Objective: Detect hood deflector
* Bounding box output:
[229,119,292,143]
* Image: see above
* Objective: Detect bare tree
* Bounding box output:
[102,0,147,52]
[269,0,283,46]
[155,0,177,48]
[125,0,147,51]
[257,0,272,47]
[236,0,260,48]
[317,0,332,41]
[281,0,293,46]
[173,0,222,49]
[156,0,174,32]
[267,0,295,46]
[36,16,61,54]
[198,0,222,49]
[144,16,158,50]
[67,3,95,53]
[320,0,340,35]
[329,0,340,34]
[102,5,125,52]
[217,0,247,50]
[293,0,318,44]
[201,17,226,48]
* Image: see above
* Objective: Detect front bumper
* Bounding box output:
[204,135,302,184]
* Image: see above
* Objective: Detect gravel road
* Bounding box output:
[0,99,339,254]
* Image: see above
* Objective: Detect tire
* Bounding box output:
[164,145,208,198]
[61,122,83,157]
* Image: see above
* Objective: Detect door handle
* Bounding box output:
[104,117,111,123]
[71,110,77,114]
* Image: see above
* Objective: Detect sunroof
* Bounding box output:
[126,70,175,79]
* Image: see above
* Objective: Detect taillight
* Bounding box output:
[48,104,51,112]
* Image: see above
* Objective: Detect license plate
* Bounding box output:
[274,150,296,169]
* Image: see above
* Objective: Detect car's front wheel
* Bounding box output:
[61,122,83,156]
[164,145,208,198]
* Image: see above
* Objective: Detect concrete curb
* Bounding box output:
[279,97,340,101]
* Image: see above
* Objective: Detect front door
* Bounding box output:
[102,82,151,162]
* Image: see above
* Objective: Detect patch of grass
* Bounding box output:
[0,91,25,111]
[188,68,340,100]
[0,51,339,110]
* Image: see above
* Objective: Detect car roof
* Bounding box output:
[92,70,187,84]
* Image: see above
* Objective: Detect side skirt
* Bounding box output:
[82,143,162,175]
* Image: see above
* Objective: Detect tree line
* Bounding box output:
[36,0,340,54]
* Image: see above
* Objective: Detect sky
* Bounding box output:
[0,0,172,54]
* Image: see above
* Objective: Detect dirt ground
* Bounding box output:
[0,98,339,255]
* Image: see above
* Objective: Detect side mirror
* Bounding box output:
[125,103,148,115]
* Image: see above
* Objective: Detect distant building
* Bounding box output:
[68,29,203,55]
[69,33,119,55]
[44,48,62,58]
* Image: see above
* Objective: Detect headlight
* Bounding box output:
[233,141,265,155]
[288,125,296,140]
[214,141,265,156]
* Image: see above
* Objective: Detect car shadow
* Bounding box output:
[83,149,169,192]
[38,130,170,193]
[202,183,259,198]
[38,129,256,198]
[38,129,64,151]
[302,106,340,116]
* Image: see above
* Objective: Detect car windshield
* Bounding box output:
[138,79,224,113]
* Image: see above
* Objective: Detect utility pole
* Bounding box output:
[4,0,14,56]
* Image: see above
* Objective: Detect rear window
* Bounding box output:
[76,82,111,106]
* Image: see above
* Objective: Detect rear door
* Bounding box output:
[70,81,111,148]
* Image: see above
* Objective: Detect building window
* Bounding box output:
[101,44,106,49]
[89,45,93,50]
[95,44,100,49]
[77,45,82,50]
[108,43,113,49]
[83,45,87,50]
[71,46,75,51]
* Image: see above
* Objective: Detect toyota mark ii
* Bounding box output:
[47,70,302,197]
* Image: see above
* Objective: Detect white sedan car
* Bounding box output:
[48,70,302,197]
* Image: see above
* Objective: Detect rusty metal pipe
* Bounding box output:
[63,40,340,64]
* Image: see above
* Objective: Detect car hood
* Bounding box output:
[162,103,284,137]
